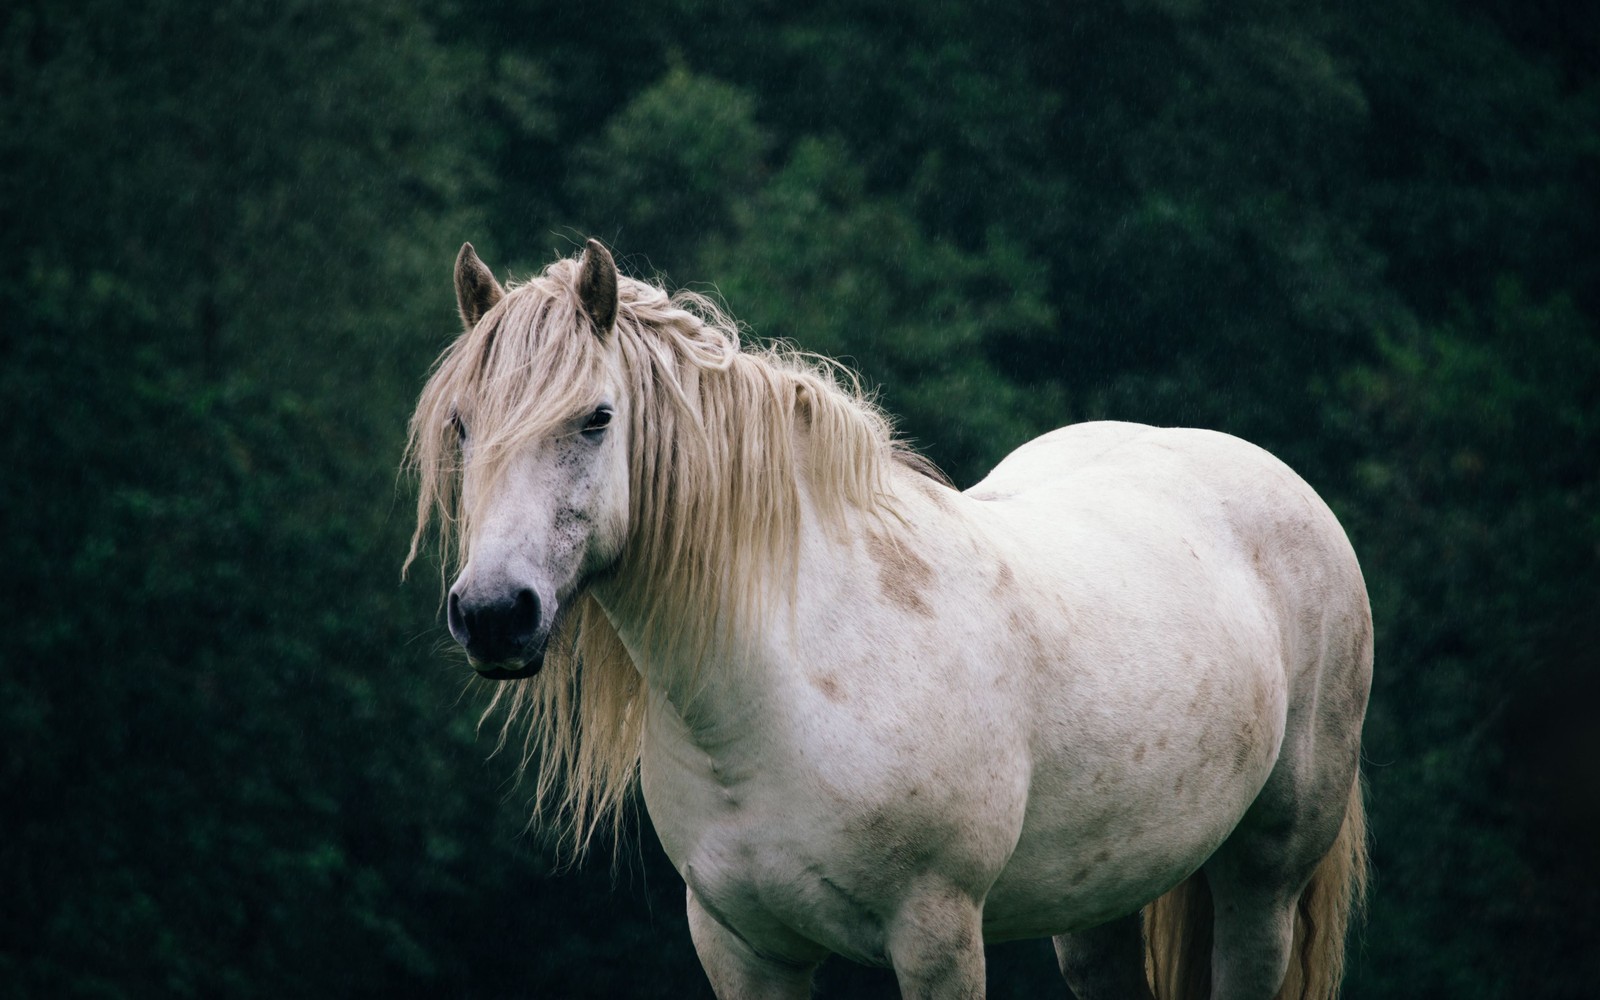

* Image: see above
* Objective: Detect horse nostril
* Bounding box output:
[509,588,540,642]
[449,586,541,662]
[447,591,470,645]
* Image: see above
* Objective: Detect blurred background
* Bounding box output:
[2,0,1597,996]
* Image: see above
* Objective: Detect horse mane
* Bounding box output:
[404,251,939,857]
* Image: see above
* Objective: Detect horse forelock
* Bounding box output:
[404,249,929,858]
[406,259,603,579]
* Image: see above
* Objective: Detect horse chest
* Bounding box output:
[639,752,892,964]
[639,700,1024,965]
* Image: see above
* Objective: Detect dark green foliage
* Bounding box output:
[1,0,1595,996]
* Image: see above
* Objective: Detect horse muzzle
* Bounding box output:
[448,586,549,681]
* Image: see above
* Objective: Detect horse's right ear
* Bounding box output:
[454,242,504,331]
[577,239,619,338]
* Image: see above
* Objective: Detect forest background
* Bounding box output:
[3,0,1597,997]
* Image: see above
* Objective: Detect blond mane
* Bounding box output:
[404,252,938,856]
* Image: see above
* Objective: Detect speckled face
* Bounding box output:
[445,355,630,680]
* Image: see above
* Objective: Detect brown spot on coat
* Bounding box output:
[1231,728,1255,774]
[1005,607,1053,672]
[865,532,934,616]
[813,674,843,703]
[993,561,1016,594]
[915,476,955,512]
[1133,744,1147,763]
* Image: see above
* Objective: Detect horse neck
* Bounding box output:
[591,460,961,741]
[587,519,818,738]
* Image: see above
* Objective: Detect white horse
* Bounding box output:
[405,240,1371,1000]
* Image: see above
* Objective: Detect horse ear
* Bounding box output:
[454,242,504,331]
[577,238,619,337]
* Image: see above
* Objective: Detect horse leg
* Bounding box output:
[1053,912,1154,1000]
[686,890,817,1000]
[886,886,987,999]
[1200,855,1300,999]
[1203,764,1361,999]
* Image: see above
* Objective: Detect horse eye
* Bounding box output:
[449,413,467,445]
[582,407,613,436]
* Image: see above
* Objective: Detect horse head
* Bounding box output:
[426,240,633,680]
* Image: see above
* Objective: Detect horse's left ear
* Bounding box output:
[454,242,504,332]
[577,239,619,338]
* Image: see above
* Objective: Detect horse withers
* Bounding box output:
[404,240,1370,999]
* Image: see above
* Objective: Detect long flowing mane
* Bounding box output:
[404,252,939,855]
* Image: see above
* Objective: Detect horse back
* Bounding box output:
[972,420,1369,717]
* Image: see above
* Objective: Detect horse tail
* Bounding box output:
[1143,775,1369,1000]
[1276,774,1369,1000]
[1143,868,1214,1000]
